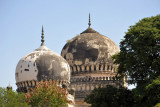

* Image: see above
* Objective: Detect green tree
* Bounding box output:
[131,76,160,107]
[85,85,134,107]
[25,80,71,107]
[112,14,160,106]
[143,76,160,106]
[113,15,160,85]
[0,87,29,107]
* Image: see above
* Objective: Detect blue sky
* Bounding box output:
[0,0,160,90]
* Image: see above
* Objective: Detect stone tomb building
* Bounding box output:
[61,15,126,106]
[15,15,126,107]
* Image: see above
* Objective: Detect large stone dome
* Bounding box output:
[61,27,119,66]
[15,28,70,92]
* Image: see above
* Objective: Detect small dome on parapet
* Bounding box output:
[7,83,12,90]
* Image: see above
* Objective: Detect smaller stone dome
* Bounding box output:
[15,27,70,89]
[16,45,70,83]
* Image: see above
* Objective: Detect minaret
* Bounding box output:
[41,26,45,46]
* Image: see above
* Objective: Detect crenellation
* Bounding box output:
[96,64,99,71]
[81,65,85,72]
[82,84,85,91]
[28,81,31,87]
[25,81,28,87]
[70,66,73,72]
[86,85,89,90]
[77,66,80,72]
[91,65,94,71]
[106,77,108,80]
[100,64,103,71]
[73,66,76,72]
[86,65,89,72]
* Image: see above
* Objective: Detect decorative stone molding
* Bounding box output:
[70,64,118,75]
[16,79,70,93]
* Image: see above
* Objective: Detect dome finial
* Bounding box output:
[41,25,45,46]
[7,82,12,90]
[88,13,91,27]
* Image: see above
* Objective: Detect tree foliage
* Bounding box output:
[25,80,71,107]
[85,85,134,107]
[0,87,29,107]
[113,15,160,85]
[141,76,160,106]
[129,76,160,107]
[112,14,160,107]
